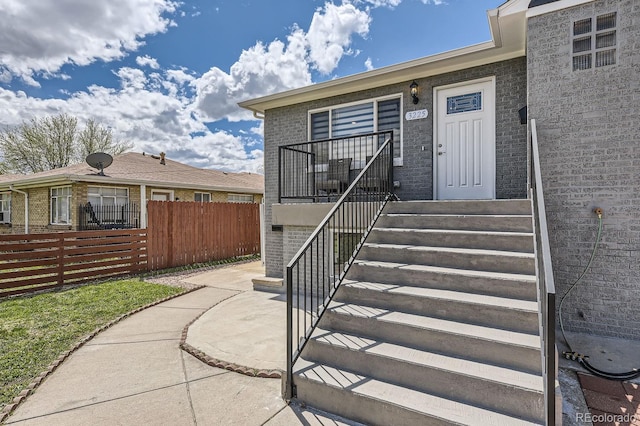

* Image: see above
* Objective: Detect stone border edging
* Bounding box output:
[0,285,205,424]
[178,297,282,380]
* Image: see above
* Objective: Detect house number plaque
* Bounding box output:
[405,109,428,121]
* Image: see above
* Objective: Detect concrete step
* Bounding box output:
[293,359,542,426]
[335,280,539,334]
[376,213,533,232]
[347,260,538,301]
[304,328,544,422]
[323,302,542,374]
[367,228,534,253]
[384,199,532,216]
[359,243,536,275]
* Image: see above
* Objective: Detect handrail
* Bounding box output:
[284,137,395,399]
[530,119,556,425]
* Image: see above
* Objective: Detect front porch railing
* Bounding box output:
[278,131,394,203]
[530,119,557,425]
[78,202,140,230]
[285,137,395,399]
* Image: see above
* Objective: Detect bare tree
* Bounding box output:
[0,114,131,174]
[76,119,131,163]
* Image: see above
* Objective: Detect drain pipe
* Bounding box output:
[9,185,29,234]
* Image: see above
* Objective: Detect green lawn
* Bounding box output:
[0,280,183,411]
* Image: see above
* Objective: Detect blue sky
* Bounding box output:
[0,0,503,172]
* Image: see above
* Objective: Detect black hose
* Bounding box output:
[559,212,640,381]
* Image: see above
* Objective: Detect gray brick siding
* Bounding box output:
[263,58,528,278]
[528,0,640,339]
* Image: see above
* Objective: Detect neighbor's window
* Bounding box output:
[51,186,72,224]
[88,186,129,206]
[309,95,402,165]
[0,193,10,224]
[227,194,253,203]
[194,192,211,202]
[572,12,617,71]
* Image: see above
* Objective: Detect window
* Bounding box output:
[194,192,211,202]
[309,95,402,164]
[51,186,72,224]
[227,194,253,203]
[572,12,617,71]
[88,186,129,206]
[0,193,10,224]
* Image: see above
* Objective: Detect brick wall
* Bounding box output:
[528,0,640,338]
[263,58,528,278]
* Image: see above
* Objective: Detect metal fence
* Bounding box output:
[78,202,140,230]
[284,137,395,399]
[278,131,394,203]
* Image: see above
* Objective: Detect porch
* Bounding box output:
[78,202,140,230]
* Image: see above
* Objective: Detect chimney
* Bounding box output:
[159,152,166,165]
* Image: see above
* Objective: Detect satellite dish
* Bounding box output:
[86,152,113,176]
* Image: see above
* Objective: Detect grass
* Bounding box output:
[0,279,183,411]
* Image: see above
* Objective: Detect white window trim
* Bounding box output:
[87,185,130,205]
[0,192,11,224]
[308,93,404,166]
[50,186,72,225]
[227,193,254,203]
[194,192,211,202]
[150,189,174,201]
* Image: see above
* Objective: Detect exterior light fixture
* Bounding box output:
[410,81,419,104]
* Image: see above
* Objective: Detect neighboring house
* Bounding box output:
[240,0,638,423]
[0,152,264,234]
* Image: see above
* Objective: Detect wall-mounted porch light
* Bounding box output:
[410,81,419,104]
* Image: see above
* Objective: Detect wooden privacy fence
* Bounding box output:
[0,229,147,297]
[146,201,260,271]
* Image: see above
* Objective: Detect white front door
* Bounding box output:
[434,78,495,200]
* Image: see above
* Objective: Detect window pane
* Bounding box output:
[597,12,616,31]
[447,92,482,114]
[195,193,202,202]
[310,111,330,140]
[102,187,116,196]
[574,18,592,35]
[331,103,374,137]
[88,196,100,205]
[116,188,128,197]
[573,54,592,70]
[203,193,211,202]
[596,49,616,67]
[573,36,591,53]
[596,31,615,49]
[88,186,99,195]
[378,99,401,159]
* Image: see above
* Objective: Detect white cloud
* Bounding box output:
[307,3,371,74]
[364,57,374,71]
[0,0,178,84]
[136,55,160,69]
[0,68,262,172]
[359,0,403,7]
[192,27,312,122]
[192,2,372,122]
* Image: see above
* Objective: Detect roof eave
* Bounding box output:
[238,0,528,114]
[0,174,263,195]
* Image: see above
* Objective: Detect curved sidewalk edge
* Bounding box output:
[0,285,204,424]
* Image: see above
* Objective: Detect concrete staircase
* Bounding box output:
[290,199,544,425]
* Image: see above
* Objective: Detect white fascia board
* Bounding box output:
[0,174,263,195]
[527,0,595,18]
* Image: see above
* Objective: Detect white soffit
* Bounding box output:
[239,0,530,114]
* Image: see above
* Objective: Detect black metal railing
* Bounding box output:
[278,131,394,203]
[530,119,556,425]
[284,137,395,399]
[78,202,140,230]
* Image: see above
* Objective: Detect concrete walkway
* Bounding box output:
[5,262,355,426]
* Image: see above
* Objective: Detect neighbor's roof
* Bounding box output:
[0,152,264,194]
[238,0,575,115]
